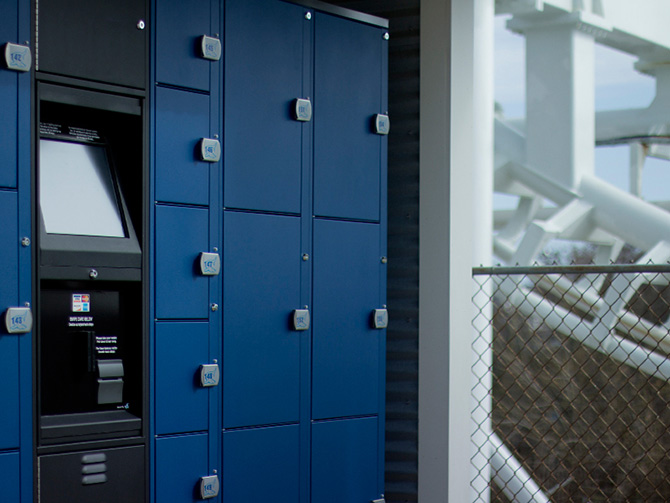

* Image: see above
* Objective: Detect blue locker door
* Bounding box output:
[0,451,19,502]
[155,434,209,503]
[223,212,301,428]
[222,425,300,503]
[223,0,306,214]
[0,1,18,189]
[0,191,19,450]
[155,0,213,91]
[312,219,382,420]
[313,13,384,222]
[312,418,379,503]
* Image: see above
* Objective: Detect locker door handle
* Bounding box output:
[198,475,220,499]
[199,36,222,61]
[292,309,310,331]
[3,43,32,72]
[4,307,33,334]
[199,364,220,387]
[371,308,388,329]
[293,98,312,122]
[374,114,390,135]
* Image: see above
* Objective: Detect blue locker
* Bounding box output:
[312,219,382,420]
[311,418,379,503]
[155,322,209,435]
[313,13,384,222]
[223,0,305,214]
[0,451,19,502]
[155,205,210,319]
[155,87,211,206]
[0,1,18,189]
[155,0,213,91]
[0,191,19,450]
[222,425,300,502]
[223,211,302,428]
[155,434,209,503]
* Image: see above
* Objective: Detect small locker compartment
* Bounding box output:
[223,425,300,503]
[0,4,18,188]
[155,205,210,320]
[155,0,215,91]
[155,321,209,435]
[311,417,379,503]
[155,433,211,503]
[223,0,306,214]
[223,211,302,428]
[37,0,147,89]
[155,88,211,206]
[312,219,383,420]
[0,451,19,502]
[313,12,385,222]
[38,445,144,503]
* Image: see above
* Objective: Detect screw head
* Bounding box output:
[21,237,30,247]
[302,253,310,261]
[137,20,146,30]
[89,269,99,279]
[381,256,388,264]
[383,32,390,40]
[305,11,312,20]
[211,303,219,312]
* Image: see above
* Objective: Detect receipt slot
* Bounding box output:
[35,85,146,503]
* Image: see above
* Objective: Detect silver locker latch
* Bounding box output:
[199,364,220,387]
[3,43,31,72]
[374,114,390,135]
[4,307,33,334]
[199,252,221,276]
[199,138,221,162]
[372,308,388,329]
[198,475,220,499]
[292,309,310,331]
[200,36,222,61]
[293,98,312,122]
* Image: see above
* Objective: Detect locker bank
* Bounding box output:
[0,0,388,501]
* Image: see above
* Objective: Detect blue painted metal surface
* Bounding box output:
[155,204,209,319]
[312,417,379,503]
[0,191,19,450]
[0,1,18,189]
[155,434,209,502]
[223,425,300,502]
[155,87,211,206]
[313,13,384,222]
[223,211,302,428]
[312,219,382,420]
[155,322,209,434]
[155,0,212,91]
[0,451,19,502]
[223,0,305,214]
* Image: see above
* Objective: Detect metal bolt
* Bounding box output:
[137,20,146,30]
[304,305,309,309]
[305,11,312,20]
[383,304,387,309]
[212,469,218,474]
[302,253,309,261]
[383,32,390,40]
[21,237,30,247]
[24,302,30,308]
[213,359,218,364]
[211,303,219,312]
[381,256,388,264]
[89,269,99,279]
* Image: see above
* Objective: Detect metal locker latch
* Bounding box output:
[372,308,388,329]
[199,364,220,387]
[3,43,31,72]
[4,307,33,334]
[372,498,386,503]
[292,309,310,331]
[198,475,220,499]
[199,138,221,162]
[199,252,221,276]
[374,114,390,135]
[200,36,222,61]
[293,98,312,122]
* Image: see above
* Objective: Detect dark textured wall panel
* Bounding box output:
[316,2,419,501]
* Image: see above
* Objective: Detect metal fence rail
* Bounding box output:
[472,265,670,503]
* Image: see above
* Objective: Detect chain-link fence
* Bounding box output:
[472,265,670,503]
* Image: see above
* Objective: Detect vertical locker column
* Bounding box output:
[311,11,388,503]
[0,0,32,501]
[222,1,309,501]
[152,0,221,500]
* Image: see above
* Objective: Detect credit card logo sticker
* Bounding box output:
[73,294,91,313]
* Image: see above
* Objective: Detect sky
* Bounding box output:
[494,14,669,206]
